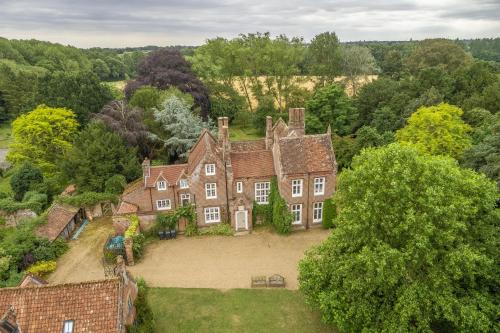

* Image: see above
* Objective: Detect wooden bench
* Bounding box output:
[268,274,285,288]
[251,275,267,288]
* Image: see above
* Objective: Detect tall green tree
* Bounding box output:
[36,70,113,125]
[396,103,472,159]
[299,144,498,332]
[307,31,342,84]
[7,105,78,175]
[306,84,357,135]
[340,45,377,95]
[61,121,140,192]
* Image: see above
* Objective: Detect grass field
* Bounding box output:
[0,123,12,149]
[229,124,262,141]
[148,288,338,333]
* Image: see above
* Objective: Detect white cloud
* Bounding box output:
[0,0,498,47]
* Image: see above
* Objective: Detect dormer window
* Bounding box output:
[157,180,167,191]
[179,179,189,189]
[63,320,74,333]
[205,164,216,176]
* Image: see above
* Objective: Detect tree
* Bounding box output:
[307,32,342,84]
[405,39,472,75]
[96,100,152,158]
[35,70,113,125]
[306,84,357,135]
[153,96,212,159]
[7,105,78,175]
[299,144,498,332]
[461,113,500,189]
[61,121,141,192]
[396,103,472,159]
[125,49,211,120]
[10,162,44,201]
[340,45,377,95]
[208,81,246,122]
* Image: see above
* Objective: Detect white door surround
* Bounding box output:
[235,210,248,231]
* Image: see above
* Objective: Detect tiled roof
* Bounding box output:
[231,139,266,152]
[122,179,143,196]
[18,275,48,288]
[278,134,335,174]
[187,130,217,173]
[0,278,122,333]
[36,204,80,241]
[145,164,187,187]
[231,150,275,179]
[116,201,139,215]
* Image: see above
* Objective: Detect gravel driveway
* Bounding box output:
[49,221,330,290]
[129,228,330,290]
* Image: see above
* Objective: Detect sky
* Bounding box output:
[0,0,499,48]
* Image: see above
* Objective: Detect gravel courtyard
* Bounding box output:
[49,221,330,290]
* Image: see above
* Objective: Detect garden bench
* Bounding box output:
[268,274,285,288]
[251,275,267,288]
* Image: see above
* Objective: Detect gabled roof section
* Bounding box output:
[278,134,335,175]
[187,129,218,173]
[145,164,187,187]
[116,201,139,215]
[231,150,275,178]
[0,278,122,333]
[36,204,80,241]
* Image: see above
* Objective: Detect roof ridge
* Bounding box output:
[230,149,270,154]
[280,133,330,140]
[149,163,188,169]
[0,277,120,292]
[231,138,265,143]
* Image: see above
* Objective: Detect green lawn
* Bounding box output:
[229,124,262,141]
[148,288,338,333]
[0,123,12,149]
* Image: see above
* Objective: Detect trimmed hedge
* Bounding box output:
[198,223,233,236]
[55,191,118,207]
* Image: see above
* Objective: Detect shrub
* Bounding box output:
[155,213,176,230]
[55,191,118,207]
[32,238,68,262]
[127,278,155,333]
[125,215,140,238]
[0,192,47,214]
[198,223,233,236]
[252,201,271,225]
[132,233,146,259]
[105,174,127,194]
[322,198,336,229]
[185,221,198,237]
[26,260,56,277]
[10,162,43,201]
[269,177,293,234]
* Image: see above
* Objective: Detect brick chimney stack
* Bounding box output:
[288,108,305,136]
[217,117,230,156]
[265,116,273,149]
[141,158,150,186]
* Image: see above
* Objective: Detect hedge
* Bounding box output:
[55,191,118,207]
[26,260,57,277]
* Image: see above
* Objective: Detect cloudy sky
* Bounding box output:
[0,0,499,48]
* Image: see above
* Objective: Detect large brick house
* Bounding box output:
[116,108,337,232]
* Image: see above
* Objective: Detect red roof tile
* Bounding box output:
[36,204,80,241]
[0,278,122,333]
[278,134,335,174]
[231,150,275,178]
[145,164,187,187]
[116,201,139,215]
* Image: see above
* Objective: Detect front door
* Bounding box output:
[235,210,248,231]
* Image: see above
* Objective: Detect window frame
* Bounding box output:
[205,183,217,199]
[313,202,323,223]
[179,179,189,189]
[205,164,216,176]
[204,207,221,223]
[62,320,74,333]
[180,193,191,206]
[314,177,325,196]
[292,179,303,197]
[291,204,302,225]
[156,199,171,210]
[157,180,167,191]
[254,181,271,204]
[236,181,243,193]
